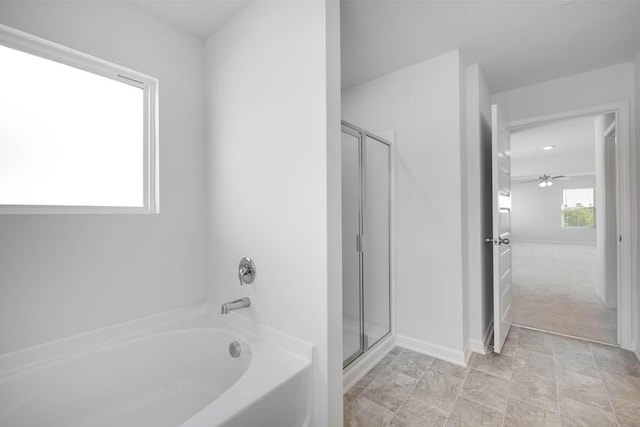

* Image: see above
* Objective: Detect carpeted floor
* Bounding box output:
[511,242,617,344]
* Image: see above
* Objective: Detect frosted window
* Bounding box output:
[0,44,145,207]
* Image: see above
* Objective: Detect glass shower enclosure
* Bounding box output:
[342,121,392,368]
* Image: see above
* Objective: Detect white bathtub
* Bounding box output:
[0,307,312,427]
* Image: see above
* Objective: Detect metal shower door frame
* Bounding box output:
[342,120,393,369]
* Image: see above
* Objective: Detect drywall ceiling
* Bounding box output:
[341,1,640,92]
[511,115,597,178]
[134,0,247,39]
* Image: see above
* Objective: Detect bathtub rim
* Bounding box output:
[0,304,313,427]
[0,303,312,381]
[0,326,252,384]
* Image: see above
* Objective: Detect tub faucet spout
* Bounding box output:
[220,297,251,314]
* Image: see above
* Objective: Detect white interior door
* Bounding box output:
[491,104,513,353]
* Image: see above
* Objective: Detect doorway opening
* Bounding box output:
[509,113,618,344]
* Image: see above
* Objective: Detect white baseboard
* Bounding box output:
[469,339,487,355]
[396,335,466,367]
[343,334,396,392]
[463,341,472,366]
[484,320,494,346]
[470,320,493,355]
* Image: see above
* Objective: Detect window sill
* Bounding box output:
[0,205,159,215]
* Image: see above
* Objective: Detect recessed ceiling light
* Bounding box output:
[543,145,555,150]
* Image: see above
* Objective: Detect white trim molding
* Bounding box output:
[0,23,159,214]
[470,319,494,355]
[396,335,467,367]
[343,334,396,392]
[463,340,472,366]
[469,339,487,355]
[509,101,637,351]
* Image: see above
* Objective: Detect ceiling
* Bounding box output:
[133,0,248,39]
[341,0,640,92]
[128,1,640,93]
[511,115,597,160]
[511,115,598,178]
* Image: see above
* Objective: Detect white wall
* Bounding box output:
[204,2,342,426]
[466,64,493,351]
[342,51,467,362]
[511,175,597,244]
[634,50,640,354]
[493,63,635,122]
[0,2,207,355]
[512,154,595,178]
[459,56,470,353]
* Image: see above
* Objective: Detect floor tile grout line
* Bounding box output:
[347,347,435,425]
[443,352,475,426]
[508,328,566,424]
[551,331,564,427]
[500,330,519,427]
[348,334,637,425]
[350,333,640,426]
[589,341,623,426]
[350,331,638,426]
[344,348,402,413]
[383,360,430,427]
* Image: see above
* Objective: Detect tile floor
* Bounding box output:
[343,326,640,426]
[512,242,617,344]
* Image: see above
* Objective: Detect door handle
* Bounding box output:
[485,237,510,245]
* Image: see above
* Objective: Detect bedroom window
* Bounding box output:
[0,25,158,214]
[562,188,595,228]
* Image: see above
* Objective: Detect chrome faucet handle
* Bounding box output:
[238,257,256,286]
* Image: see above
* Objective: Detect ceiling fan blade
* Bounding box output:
[518,179,539,184]
[552,175,571,181]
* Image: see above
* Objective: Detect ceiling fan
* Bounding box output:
[518,174,571,187]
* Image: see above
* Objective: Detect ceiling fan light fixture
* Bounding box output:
[543,145,555,150]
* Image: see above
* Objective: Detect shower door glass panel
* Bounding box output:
[341,130,362,363]
[363,136,391,349]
